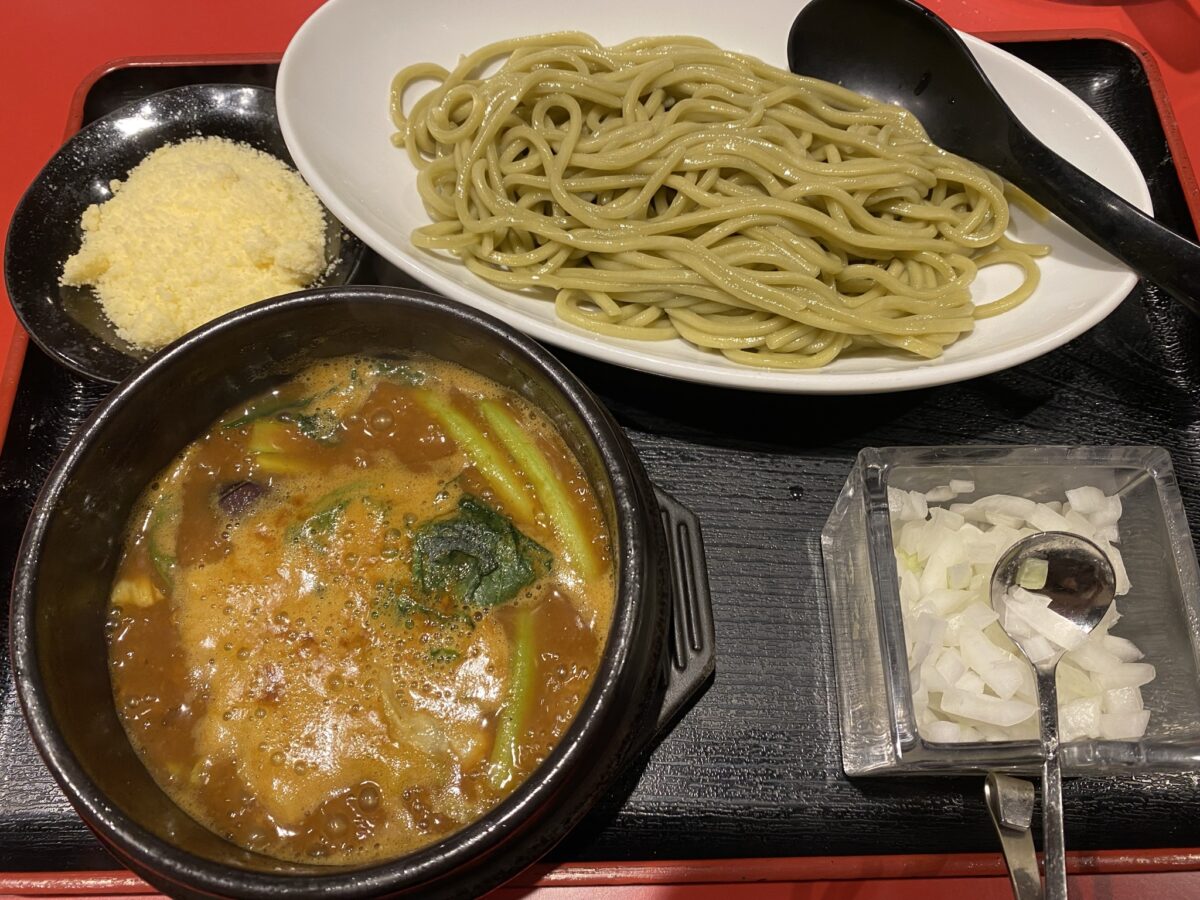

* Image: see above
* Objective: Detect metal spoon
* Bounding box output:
[787,0,1200,314]
[985,772,1040,900]
[989,532,1118,900]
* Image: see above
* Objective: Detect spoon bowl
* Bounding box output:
[788,0,1200,314]
[991,531,1118,658]
[788,0,1010,164]
[990,531,1117,900]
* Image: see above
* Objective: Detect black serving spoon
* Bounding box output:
[788,0,1200,313]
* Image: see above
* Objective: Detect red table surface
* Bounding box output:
[4,1,1200,897]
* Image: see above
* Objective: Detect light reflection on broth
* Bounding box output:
[106,355,614,864]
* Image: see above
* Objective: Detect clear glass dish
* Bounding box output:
[821,445,1200,776]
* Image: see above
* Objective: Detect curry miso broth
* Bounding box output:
[106,355,614,865]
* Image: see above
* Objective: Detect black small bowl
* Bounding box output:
[10,286,714,899]
[3,84,366,384]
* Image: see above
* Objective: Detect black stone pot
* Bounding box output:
[9,286,715,899]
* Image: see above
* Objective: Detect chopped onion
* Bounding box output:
[940,688,1036,728]
[1016,557,1049,590]
[924,719,963,743]
[1094,662,1156,690]
[1103,686,1144,713]
[1100,710,1151,740]
[1103,634,1144,662]
[1061,697,1102,742]
[1065,486,1106,515]
[891,483,1153,744]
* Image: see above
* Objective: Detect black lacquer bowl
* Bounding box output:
[3,84,365,384]
[9,286,714,899]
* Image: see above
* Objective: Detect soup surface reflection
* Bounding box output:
[107,355,613,864]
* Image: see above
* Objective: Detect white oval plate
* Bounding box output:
[278,0,1151,394]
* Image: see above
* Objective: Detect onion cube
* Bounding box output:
[923,719,962,743]
[898,520,924,554]
[1090,495,1123,528]
[919,588,971,617]
[921,658,950,692]
[1065,486,1106,515]
[946,603,999,642]
[1104,542,1132,596]
[1008,601,1088,651]
[940,688,1036,728]
[1020,634,1057,665]
[946,563,971,590]
[934,648,967,686]
[1099,709,1151,740]
[1102,634,1144,663]
[1069,641,1124,674]
[930,507,966,532]
[1027,505,1073,533]
[908,612,945,670]
[1062,510,1096,540]
[965,539,996,566]
[1010,586,1052,608]
[959,724,983,741]
[925,486,957,503]
[959,628,1005,668]
[949,479,975,494]
[1095,662,1156,690]
[1057,661,1101,698]
[1060,696,1102,741]
[985,510,1026,529]
[1016,557,1049,590]
[981,659,1027,701]
[978,494,1038,520]
[1103,686,1144,714]
[954,671,986,694]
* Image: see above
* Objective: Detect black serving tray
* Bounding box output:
[3,38,1200,872]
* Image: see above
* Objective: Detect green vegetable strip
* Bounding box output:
[147,498,178,587]
[222,393,313,430]
[413,390,535,521]
[488,606,536,790]
[480,399,598,581]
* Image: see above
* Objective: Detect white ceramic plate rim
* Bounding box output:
[278,0,1152,394]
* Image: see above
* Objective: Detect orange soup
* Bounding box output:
[107,355,614,864]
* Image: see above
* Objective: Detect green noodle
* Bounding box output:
[390,32,1049,369]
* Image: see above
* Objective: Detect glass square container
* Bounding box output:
[821,445,1200,776]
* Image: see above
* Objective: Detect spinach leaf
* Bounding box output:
[288,482,366,550]
[292,501,348,550]
[286,409,341,443]
[412,495,551,608]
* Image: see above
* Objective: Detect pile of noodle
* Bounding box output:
[390,33,1047,369]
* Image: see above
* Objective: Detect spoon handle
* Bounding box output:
[1036,666,1068,900]
[984,772,1042,900]
[1008,126,1200,313]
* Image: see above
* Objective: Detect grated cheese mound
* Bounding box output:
[61,136,327,349]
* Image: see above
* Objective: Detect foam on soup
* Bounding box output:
[107,355,614,864]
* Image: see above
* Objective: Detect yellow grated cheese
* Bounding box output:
[61,136,328,349]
